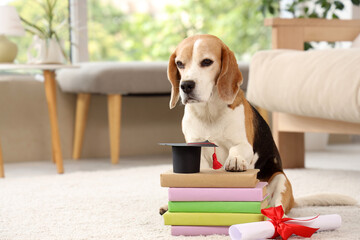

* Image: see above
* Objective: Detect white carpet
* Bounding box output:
[1,164,360,239]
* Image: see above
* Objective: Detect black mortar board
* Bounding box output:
[159,140,218,173]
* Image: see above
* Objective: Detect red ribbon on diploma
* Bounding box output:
[261,206,319,240]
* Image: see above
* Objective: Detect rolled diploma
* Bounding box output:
[229,214,341,240]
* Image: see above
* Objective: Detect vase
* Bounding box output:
[0,35,18,63]
[27,35,65,64]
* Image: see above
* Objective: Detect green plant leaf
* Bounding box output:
[268,5,275,14]
[334,1,344,10]
[286,5,295,15]
[351,0,360,5]
[323,9,330,18]
[24,28,45,38]
[20,17,48,38]
[320,1,331,9]
[332,13,339,19]
[309,12,319,18]
[304,42,313,50]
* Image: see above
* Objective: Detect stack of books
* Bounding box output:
[160,169,268,236]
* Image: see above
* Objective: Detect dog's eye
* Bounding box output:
[201,59,213,67]
[176,61,185,69]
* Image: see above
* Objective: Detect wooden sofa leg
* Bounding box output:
[72,93,91,160]
[272,112,305,168]
[107,94,122,164]
[273,131,305,168]
[0,141,4,178]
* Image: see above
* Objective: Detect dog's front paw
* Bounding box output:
[159,204,168,215]
[224,156,248,172]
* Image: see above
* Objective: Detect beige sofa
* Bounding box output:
[247,18,360,168]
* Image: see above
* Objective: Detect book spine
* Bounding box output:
[168,201,263,213]
[160,174,259,188]
[163,212,264,226]
[168,188,265,201]
[171,226,229,236]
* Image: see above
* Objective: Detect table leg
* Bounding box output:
[107,94,122,164]
[43,70,64,174]
[49,78,57,164]
[0,140,4,178]
[73,93,91,160]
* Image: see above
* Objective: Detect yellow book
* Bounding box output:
[163,212,264,226]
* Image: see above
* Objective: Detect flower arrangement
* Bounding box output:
[20,0,69,63]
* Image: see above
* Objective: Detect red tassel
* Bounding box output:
[212,147,222,170]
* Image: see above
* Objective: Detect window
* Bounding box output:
[87,0,271,62]
[5,0,360,64]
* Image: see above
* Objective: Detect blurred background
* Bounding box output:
[0,0,359,166]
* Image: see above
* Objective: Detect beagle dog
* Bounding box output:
[166,34,295,214]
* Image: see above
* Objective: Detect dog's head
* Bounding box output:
[167,34,243,109]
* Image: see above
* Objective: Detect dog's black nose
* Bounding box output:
[181,81,195,94]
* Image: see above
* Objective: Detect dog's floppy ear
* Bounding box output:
[167,51,181,109]
[216,44,243,104]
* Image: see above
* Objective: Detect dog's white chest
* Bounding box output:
[182,103,249,166]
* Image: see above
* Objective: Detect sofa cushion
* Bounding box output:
[56,61,250,95]
[247,49,360,123]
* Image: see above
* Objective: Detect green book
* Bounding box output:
[163,212,264,226]
[168,199,268,213]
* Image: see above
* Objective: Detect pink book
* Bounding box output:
[168,182,267,202]
[171,226,229,236]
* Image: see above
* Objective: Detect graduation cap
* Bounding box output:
[159,140,223,173]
